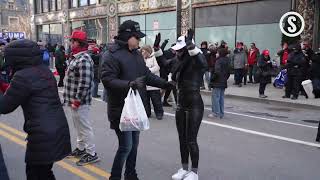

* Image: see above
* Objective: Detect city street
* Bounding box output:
[1,87,320,180]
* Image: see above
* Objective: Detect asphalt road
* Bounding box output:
[0,88,320,180]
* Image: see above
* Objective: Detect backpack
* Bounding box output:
[43,50,50,65]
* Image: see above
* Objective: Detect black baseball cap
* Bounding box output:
[118,20,146,39]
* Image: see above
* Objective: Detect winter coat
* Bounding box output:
[55,49,66,70]
[210,57,230,89]
[89,52,101,81]
[0,40,71,164]
[311,53,320,90]
[232,49,248,69]
[144,53,161,91]
[257,56,272,84]
[201,48,212,70]
[248,48,260,65]
[286,51,307,77]
[100,40,167,129]
[278,49,289,66]
[172,47,208,91]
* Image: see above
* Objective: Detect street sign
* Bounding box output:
[0,32,25,39]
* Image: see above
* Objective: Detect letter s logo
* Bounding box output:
[287,16,297,33]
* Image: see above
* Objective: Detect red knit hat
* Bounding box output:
[262,49,270,56]
[67,30,87,42]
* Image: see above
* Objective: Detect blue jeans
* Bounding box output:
[110,130,140,180]
[92,79,100,97]
[212,88,225,118]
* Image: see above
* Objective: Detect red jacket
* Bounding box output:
[248,48,260,65]
[0,81,9,93]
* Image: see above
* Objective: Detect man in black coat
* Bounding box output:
[283,43,307,100]
[100,20,172,180]
[0,39,71,180]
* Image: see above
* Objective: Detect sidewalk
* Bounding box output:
[201,75,320,110]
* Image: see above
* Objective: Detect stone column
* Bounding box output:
[107,1,118,43]
[296,0,315,43]
[181,0,192,36]
[29,0,37,41]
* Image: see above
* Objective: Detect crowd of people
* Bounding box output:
[0,18,320,180]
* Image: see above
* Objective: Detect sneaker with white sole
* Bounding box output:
[172,168,189,180]
[76,153,100,166]
[183,171,198,180]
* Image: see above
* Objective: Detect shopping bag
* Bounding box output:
[119,88,150,131]
[301,80,313,98]
[273,69,287,89]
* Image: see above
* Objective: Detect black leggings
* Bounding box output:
[176,91,204,169]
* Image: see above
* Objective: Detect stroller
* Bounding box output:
[273,69,287,89]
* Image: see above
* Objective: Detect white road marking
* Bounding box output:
[163,112,320,148]
[204,108,317,129]
[58,90,320,147]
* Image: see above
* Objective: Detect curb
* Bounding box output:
[200,90,320,111]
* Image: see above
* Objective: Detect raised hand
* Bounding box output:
[154,33,161,48]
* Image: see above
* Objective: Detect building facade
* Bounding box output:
[0,0,29,39]
[30,0,319,54]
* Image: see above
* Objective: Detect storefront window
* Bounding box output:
[42,0,49,13]
[50,0,56,11]
[80,0,88,6]
[90,0,96,5]
[57,0,61,10]
[72,0,78,8]
[37,24,63,45]
[36,0,42,13]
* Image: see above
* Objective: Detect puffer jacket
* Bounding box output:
[0,40,71,164]
[144,52,161,91]
[286,51,307,77]
[100,40,167,129]
[211,57,230,89]
[232,49,248,69]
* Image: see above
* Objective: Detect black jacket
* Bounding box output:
[172,48,208,91]
[286,51,307,77]
[257,56,272,84]
[210,57,230,88]
[55,49,66,70]
[311,53,320,80]
[0,40,71,164]
[89,52,101,81]
[101,40,167,129]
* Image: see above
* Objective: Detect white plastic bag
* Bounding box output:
[301,80,313,98]
[119,88,150,131]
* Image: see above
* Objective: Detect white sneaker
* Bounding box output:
[183,171,198,180]
[172,168,189,180]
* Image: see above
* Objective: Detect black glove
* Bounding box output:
[185,29,195,50]
[164,81,176,90]
[129,76,146,90]
[154,33,161,49]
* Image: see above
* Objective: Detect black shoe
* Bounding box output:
[125,174,139,180]
[92,95,101,98]
[282,95,290,99]
[67,148,86,158]
[316,137,320,142]
[248,81,253,83]
[163,102,172,107]
[291,96,298,100]
[76,153,100,166]
[156,115,163,120]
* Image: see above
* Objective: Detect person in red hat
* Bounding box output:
[257,49,272,98]
[63,30,100,165]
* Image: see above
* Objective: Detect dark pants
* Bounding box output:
[110,130,140,180]
[146,90,164,118]
[259,83,267,95]
[285,76,303,98]
[92,79,100,97]
[0,145,9,180]
[234,69,244,85]
[26,163,55,180]
[176,91,203,169]
[248,65,256,83]
[163,87,177,104]
[243,69,247,85]
[56,67,65,86]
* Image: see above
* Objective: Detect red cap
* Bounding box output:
[262,50,270,56]
[67,30,87,42]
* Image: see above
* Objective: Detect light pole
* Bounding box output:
[176,0,182,38]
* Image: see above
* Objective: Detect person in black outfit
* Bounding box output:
[282,43,307,100]
[311,50,320,99]
[0,39,71,180]
[88,46,101,98]
[257,50,272,98]
[171,29,207,180]
[100,20,173,180]
[55,45,66,87]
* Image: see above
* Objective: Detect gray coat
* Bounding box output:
[232,49,248,69]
